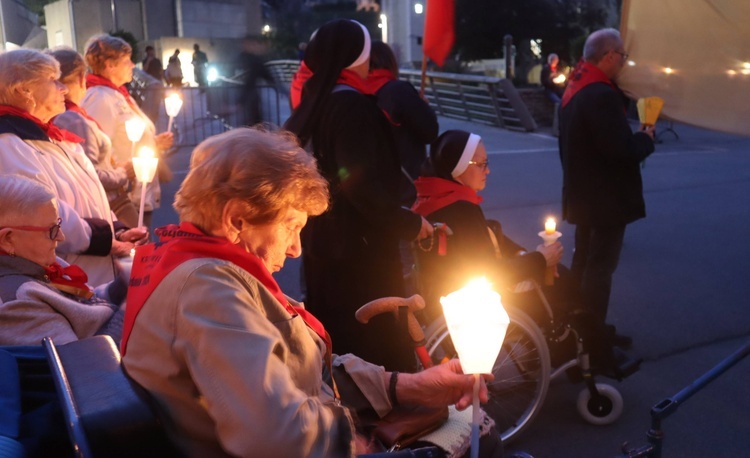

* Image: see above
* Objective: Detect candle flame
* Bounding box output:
[137,147,155,159]
[545,217,556,235]
[552,74,566,84]
[664,67,674,75]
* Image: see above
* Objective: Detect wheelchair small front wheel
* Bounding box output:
[576,383,623,425]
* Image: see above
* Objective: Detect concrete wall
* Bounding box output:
[381,0,424,68]
[1,0,40,49]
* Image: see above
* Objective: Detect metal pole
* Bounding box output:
[110,0,117,31]
[503,34,514,80]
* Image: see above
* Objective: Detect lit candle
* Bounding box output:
[132,147,159,228]
[165,93,183,133]
[125,117,146,158]
[544,217,556,235]
[441,277,509,458]
[553,74,566,84]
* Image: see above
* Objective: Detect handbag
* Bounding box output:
[109,189,139,228]
[371,404,449,450]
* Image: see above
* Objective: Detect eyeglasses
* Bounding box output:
[0,218,62,240]
[468,160,490,171]
[613,50,629,60]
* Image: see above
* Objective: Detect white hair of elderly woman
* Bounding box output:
[0,49,60,106]
[0,175,56,225]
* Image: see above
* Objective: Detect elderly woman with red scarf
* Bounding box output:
[412,130,564,322]
[0,48,146,287]
[120,128,493,457]
[0,175,127,346]
[82,34,174,230]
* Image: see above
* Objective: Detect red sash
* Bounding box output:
[85,74,138,110]
[412,176,483,217]
[120,223,331,357]
[560,60,617,108]
[0,105,83,143]
[366,68,396,93]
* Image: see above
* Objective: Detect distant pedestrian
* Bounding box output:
[142,45,163,82]
[236,35,273,126]
[165,49,183,87]
[558,28,656,348]
[192,43,208,87]
[541,53,565,104]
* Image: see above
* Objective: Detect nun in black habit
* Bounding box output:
[285,19,433,372]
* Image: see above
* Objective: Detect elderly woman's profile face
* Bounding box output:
[105,54,135,86]
[237,208,308,273]
[3,201,64,267]
[455,141,490,193]
[28,73,67,122]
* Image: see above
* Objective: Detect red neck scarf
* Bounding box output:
[291,62,313,109]
[290,63,389,110]
[0,105,83,143]
[561,60,616,108]
[85,74,138,110]
[367,68,396,93]
[120,223,332,357]
[62,100,102,130]
[412,176,483,217]
[44,263,94,299]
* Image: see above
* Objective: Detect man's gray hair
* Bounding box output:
[583,28,622,64]
[0,175,56,225]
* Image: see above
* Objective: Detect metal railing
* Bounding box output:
[131,67,283,147]
[264,60,538,132]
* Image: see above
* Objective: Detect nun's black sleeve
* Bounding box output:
[321,90,422,241]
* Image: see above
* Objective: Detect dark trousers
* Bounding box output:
[570,224,626,327]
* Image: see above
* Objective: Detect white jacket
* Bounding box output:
[0,126,116,286]
[82,86,161,211]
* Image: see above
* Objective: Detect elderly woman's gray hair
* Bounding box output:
[583,28,622,64]
[46,46,87,83]
[175,128,329,231]
[84,34,132,74]
[0,175,56,225]
[0,50,60,106]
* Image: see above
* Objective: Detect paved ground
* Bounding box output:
[155,114,750,457]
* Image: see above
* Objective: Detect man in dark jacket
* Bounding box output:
[558,28,655,347]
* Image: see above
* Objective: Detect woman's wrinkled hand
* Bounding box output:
[415,216,434,241]
[536,241,563,267]
[117,227,149,246]
[396,359,492,411]
[155,132,175,151]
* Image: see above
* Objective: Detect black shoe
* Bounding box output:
[613,334,633,349]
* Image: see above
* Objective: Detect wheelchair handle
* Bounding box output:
[355,295,426,344]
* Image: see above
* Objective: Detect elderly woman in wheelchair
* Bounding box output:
[120,128,504,457]
[411,130,640,442]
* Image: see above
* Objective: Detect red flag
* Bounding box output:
[423,0,455,67]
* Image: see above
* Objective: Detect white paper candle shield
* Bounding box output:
[125,117,146,143]
[165,93,184,118]
[132,147,158,183]
[440,277,510,374]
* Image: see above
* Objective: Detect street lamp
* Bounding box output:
[440,277,509,458]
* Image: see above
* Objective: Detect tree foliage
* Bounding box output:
[455,0,618,64]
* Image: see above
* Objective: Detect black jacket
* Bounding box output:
[558,82,655,226]
[416,200,546,319]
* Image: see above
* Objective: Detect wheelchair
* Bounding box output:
[402,227,640,445]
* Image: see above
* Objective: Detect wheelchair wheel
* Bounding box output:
[576,383,623,425]
[424,307,551,444]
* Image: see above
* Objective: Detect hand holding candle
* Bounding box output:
[165,93,183,133]
[539,217,562,285]
[132,147,159,228]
